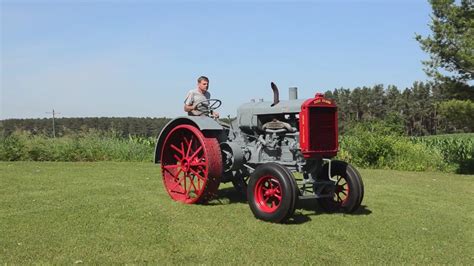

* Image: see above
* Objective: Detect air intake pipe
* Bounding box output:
[289,87,298,100]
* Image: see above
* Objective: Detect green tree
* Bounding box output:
[415,0,473,83]
[438,99,474,132]
[386,85,403,114]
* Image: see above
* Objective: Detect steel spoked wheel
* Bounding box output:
[316,160,363,213]
[160,125,222,204]
[248,163,298,223]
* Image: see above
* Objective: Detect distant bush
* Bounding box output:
[0,131,154,162]
[1,127,472,174]
[0,134,26,161]
[338,123,449,172]
[411,133,474,174]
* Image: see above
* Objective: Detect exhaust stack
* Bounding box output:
[271,82,280,107]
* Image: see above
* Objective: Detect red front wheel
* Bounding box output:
[248,163,298,223]
[160,125,222,204]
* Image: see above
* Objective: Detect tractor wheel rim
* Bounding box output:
[161,125,209,204]
[254,175,282,213]
[333,175,349,205]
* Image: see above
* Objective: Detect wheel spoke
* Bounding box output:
[185,177,192,199]
[337,177,346,186]
[336,193,343,203]
[172,169,188,188]
[183,136,190,147]
[170,175,186,192]
[185,136,194,158]
[196,175,201,191]
[183,173,187,195]
[189,177,198,194]
[189,168,206,181]
[163,165,182,179]
[174,169,183,181]
[263,193,269,201]
[274,194,282,200]
[188,170,205,192]
[163,164,179,172]
[173,154,181,162]
[171,169,183,181]
[170,144,184,156]
[189,146,203,161]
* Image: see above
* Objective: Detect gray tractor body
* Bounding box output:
[154,83,364,223]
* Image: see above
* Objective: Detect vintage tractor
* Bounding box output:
[154,83,364,223]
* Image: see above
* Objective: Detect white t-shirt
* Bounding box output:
[184,88,211,116]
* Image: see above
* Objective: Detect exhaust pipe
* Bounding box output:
[271,82,279,107]
[289,87,298,100]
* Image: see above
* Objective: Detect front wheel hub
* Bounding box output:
[255,176,282,213]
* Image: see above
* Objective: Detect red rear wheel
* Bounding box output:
[160,125,222,204]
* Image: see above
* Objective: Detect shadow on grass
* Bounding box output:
[205,187,247,206]
[207,188,372,225]
[285,200,372,225]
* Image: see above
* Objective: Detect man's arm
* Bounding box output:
[184,91,194,113]
[184,104,195,112]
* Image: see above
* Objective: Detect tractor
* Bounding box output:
[154,83,364,223]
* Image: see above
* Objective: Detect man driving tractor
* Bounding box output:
[184,76,220,118]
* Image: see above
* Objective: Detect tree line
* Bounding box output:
[1,81,472,138]
[325,81,474,136]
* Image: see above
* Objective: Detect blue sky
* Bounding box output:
[1,0,432,119]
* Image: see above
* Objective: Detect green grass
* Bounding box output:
[1,162,473,264]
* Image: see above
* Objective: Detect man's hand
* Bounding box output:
[211,111,220,119]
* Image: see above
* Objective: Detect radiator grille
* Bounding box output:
[308,107,337,152]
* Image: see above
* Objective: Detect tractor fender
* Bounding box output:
[154,116,224,163]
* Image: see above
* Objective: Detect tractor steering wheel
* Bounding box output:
[195,99,222,116]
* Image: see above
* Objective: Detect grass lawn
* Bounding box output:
[1,162,473,264]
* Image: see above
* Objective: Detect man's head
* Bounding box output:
[197,76,209,93]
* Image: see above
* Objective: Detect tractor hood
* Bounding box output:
[237,99,305,115]
[237,99,305,131]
